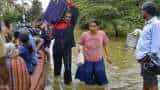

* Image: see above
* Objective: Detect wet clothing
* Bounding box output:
[76,30,109,85]
[53,47,72,83]
[75,58,108,85]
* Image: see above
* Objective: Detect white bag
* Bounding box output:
[77,46,84,65]
[126,33,138,48]
[49,39,55,71]
[126,29,142,48]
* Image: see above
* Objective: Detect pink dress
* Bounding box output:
[79,30,109,62]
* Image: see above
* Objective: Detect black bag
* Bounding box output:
[141,53,160,74]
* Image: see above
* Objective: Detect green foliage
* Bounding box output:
[73,0,145,37]
[28,0,42,22]
[0,0,23,23]
[3,9,22,23]
[0,0,42,23]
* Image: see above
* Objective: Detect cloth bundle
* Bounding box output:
[43,0,68,23]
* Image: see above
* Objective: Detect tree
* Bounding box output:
[73,0,145,37]
[0,0,23,23]
[28,0,42,21]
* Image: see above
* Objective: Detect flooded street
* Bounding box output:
[44,31,159,90]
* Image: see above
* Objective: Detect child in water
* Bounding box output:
[18,32,36,74]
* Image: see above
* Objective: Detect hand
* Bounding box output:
[105,56,112,64]
[66,0,72,3]
[11,50,19,58]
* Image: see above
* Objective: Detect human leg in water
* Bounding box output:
[63,48,72,84]
[53,49,63,76]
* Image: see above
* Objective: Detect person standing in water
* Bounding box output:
[135,1,160,90]
[52,0,79,84]
[75,19,112,85]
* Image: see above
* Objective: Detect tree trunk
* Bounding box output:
[111,21,119,37]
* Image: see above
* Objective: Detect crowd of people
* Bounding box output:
[0,16,48,90]
[0,0,160,90]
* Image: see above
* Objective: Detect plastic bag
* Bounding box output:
[49,39,55,71]
[77,46,84,65]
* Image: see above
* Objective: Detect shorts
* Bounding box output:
[141,62,158,85]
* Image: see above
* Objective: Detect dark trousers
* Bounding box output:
[53,47,72,83]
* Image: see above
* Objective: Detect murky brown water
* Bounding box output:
[44,31,159,90]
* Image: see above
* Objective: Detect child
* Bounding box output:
[18,32,36,74]
[75,19,112,85]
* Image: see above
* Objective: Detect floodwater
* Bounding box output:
[44,31,159,90]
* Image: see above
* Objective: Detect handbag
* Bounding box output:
[142,53,160,74]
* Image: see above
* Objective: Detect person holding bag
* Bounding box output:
[135,1,160,90]
[75,19,111,85]
[52,0,79,85]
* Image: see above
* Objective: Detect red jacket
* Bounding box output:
[52,2,76,30]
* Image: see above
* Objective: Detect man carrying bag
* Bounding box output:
[135,1,160,90]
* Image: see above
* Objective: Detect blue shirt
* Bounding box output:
[29,35,36,52]
[40,30,51,48]
[19,45,34,74]
[135,17,160,60]
[29,35,38,65]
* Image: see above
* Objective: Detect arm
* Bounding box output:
[35,37,44,50]
[103,46,112,64]
[102,32,112,64]
[78,32,87,52]
[67,0,80,27]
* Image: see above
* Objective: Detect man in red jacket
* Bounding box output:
[52,0,79,84]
